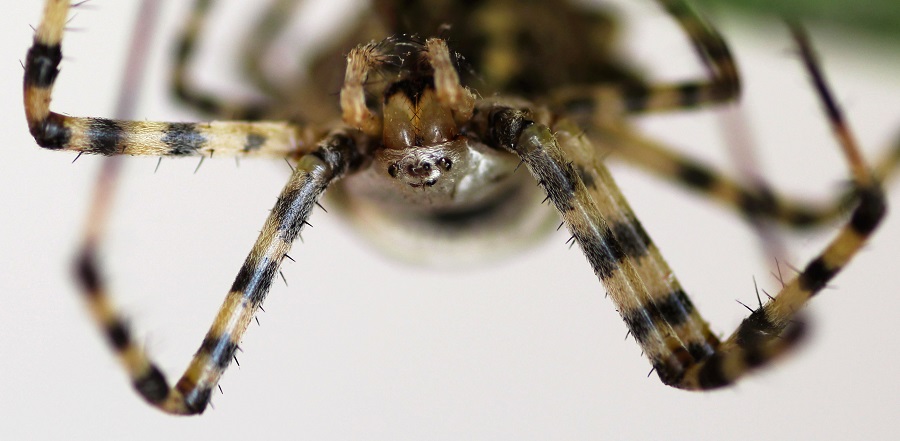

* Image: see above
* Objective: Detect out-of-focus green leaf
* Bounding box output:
[695,0,900,41]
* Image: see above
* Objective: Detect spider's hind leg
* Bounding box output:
[172,0,272,119]
[552,0,896,230]
[675,23,886,389]
[238,0,304,98]
[551,0,739,122]
[74,131,360,413]
[26,0,359,414]
[476,21,884,387]
[591,125,855,229]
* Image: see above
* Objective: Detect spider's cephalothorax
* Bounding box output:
[340,37,518,209]
[331,36,554,261]
[24,0,893,415]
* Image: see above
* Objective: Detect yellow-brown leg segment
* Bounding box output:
[478,20,885,386]
[553,120,722,382]
[553,0,898,230]
[425,38,476,122]
[592,125,854,228]
[172,0,270,119]
[340,41,394,137]
[874,132,900,186]
[479,104,719,384]
[24,0,321,159]
[550,0,739,122]
[74,131,361,414]
[673,22,886,389]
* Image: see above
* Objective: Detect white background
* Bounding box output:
[2,1,899,440]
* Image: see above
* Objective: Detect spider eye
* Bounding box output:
[387,163,399,178]
[438,157,452,171]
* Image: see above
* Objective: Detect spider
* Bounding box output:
[23,0,894,416]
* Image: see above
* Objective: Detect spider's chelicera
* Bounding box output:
[24,0,890,415]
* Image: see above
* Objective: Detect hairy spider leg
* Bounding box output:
[550,0,738,122]
[672,22,886,389]
[592,125,853,228]
[555,119,723,382]
[477,20,885,388]
[552,0,897,230]
[25,2,321,158]
[479,106,720,384]
[26,0,364,414]
[75,132,359,413]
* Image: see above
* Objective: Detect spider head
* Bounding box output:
[341,36,518,209]
[378,82,462,189]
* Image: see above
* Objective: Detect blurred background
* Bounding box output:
[1,1,898,440]
[697,0,900,41]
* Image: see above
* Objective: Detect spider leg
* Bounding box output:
[478,104,720,384]
[591,125,853,228]
[594,125,900,228]
[340,41,390,137]
[673,23,886,389]
[476,22,885,386]
[74,131,361,414]
[555,120,726,381]
[550,0,738,122]
[238,0,304,98]
[873,133,900,185]
[171,0,271,119]
[425,38,476,122]
[24,0,323,159]
[552,0,899,230]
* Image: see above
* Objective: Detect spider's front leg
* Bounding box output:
[478,21,886,389]
[24,1,322,159]
[674,23,887,389]
[551,0,739,121]
[25,0,364,414]
[74,131,361,414]
[477,105,721,384]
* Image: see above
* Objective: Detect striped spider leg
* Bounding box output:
[550,0,897,232]
[25,0,363,414]
[22,0,892,416]
[472,22,885,388]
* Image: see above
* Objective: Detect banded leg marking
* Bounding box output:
[73,132,360,414]
[551,0,739,121]
[481,23,887,388]
[676,23,887,389]
[30,116,316,158]
[482,105,719,384]
[24,0,320,158]
[554,120,721,383]
[594,125,854,228]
